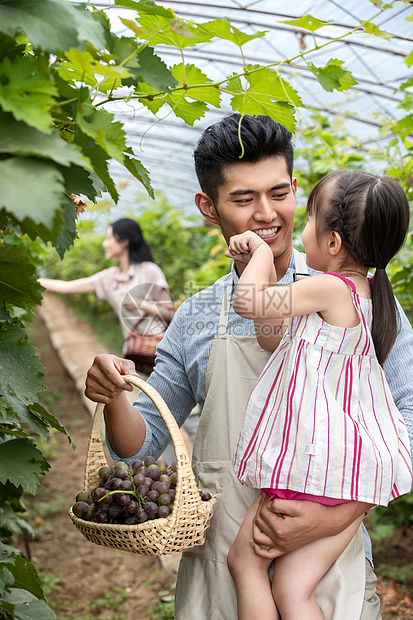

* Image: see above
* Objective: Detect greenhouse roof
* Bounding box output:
[89,0,413,215]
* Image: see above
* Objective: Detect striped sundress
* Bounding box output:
[233,273,413,507]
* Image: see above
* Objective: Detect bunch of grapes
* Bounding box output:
[72,456,212,526]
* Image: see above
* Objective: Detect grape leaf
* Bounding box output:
[405,50,413,69]
[29,403,74,447]
[0,56,57,134]
[53,198,77,260]
[199,18,267,46]
[135,81,165,114]
[77,102,127,164]
[280,15,334,32]
[0,245,43,310]
[59,165,104,199]
[170,63,221,107]
[81,143,119,202]
[0,112,89,168]
[227,70,299,132]
[123,155,154,198]
[114,0,174,19]
[360,21,392,40]
[0,158,65,229]
[166,92,208,125]
[0,439,49,495]
[0,0,106,54]
[309,59,358,92]
[134,14,212,49]
[7,555,46,603]
[129,46,178,91]
[13,599,56,620]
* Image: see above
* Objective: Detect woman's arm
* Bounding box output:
[123,287,175,323]
[39,276,96,295]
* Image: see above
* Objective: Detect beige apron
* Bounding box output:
[175,251,366,620]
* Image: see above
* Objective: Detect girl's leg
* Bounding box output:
[271,513,365,620]
[228,496,280,620]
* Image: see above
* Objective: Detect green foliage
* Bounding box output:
[0,0,412,613]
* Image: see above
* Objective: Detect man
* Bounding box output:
[85,114,413,619]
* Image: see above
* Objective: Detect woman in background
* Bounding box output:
[40,217,175,374]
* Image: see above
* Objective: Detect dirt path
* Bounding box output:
[23,314,177,619]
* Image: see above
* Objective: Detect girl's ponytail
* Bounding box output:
[370,269,400,365]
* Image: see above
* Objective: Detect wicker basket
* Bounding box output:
[69,375,217,555]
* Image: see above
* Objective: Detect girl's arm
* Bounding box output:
[39,276,96,295]
[226,232,287,350]
[226,232,349,324]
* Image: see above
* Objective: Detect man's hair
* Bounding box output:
[193,113,294,206]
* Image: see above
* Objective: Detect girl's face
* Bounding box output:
[102,227,128,260]
[301,214,330,272]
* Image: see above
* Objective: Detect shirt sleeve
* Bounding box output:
[90,267,115,302]
[383,299,413,463]
[106,304,197,463]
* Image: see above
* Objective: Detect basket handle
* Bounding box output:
[84,375,190,491]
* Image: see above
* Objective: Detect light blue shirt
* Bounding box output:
[107,251,413,565]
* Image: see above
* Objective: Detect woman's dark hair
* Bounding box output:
[307,169,410,364]
[111,218,154,264]
[194,113,294,206]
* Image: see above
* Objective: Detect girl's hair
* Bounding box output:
[111,218,154,264]
[307,169,410,365]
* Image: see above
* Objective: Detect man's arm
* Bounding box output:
[85,354,148,458]
[252,495,372,557]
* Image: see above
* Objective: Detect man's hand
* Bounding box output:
[85,354,138,404]
[251,493,371,559]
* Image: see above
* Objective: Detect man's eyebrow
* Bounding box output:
[228,183,291,196]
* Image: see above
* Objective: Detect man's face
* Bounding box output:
[199,156,297,274]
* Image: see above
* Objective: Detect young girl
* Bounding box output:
[225,170,413,620]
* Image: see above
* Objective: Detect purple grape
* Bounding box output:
[156,482,170,495]
[133,473,145,487]
[170,461,177,472]
[136,508,148,523]
[76,491,93,504]
[168,489,176,501]
[170,473,177,487]
[81,505,96,521]
[147,490,159,502]
[100,492,113,505]
[95,509,109,523]
[119,479,132,491]
[137,484,149,498]
[144,455,156,467]
[144,502,158,515]
[115,493,131,506]
[136,466,148,477]
[131,459,144,471]
[109,477,123,490]
[92,487,107,502]
[160,474,171,485]
[157,505,170,518]
[126,500,139,514]
[114,467,127,480]
[108,504,122,519]
[144,477,153,489]
[158,493,171,506]
[147,466,161,481]
[73,501,89,518]
[125,515,138,525]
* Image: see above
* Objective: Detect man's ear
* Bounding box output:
[328,230,343,255]
[195,192,220,226]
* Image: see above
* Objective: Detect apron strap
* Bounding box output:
[218,280,233,334]
[293,248,308,277]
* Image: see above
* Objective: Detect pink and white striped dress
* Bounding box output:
[233,274,413,507]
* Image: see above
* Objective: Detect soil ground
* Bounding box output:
[22,314,177,620]
[18,302,413,619]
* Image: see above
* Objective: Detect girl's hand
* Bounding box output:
[225,231,265,263]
